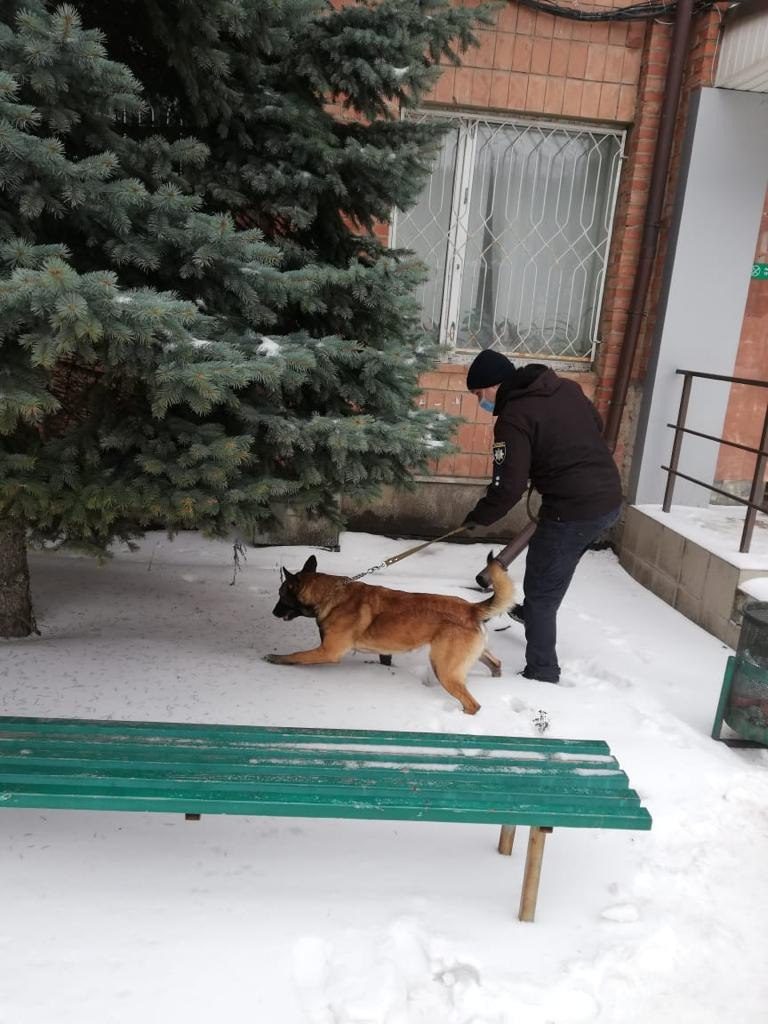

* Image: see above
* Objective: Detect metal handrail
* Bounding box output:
[674,369,768,389]
[664,424,768,459]
[662,369,768,553]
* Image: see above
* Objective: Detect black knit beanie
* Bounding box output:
[466,349,516,390]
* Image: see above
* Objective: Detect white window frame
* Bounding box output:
[391,109,626,368]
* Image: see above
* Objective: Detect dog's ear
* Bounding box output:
[301,555,317,574]
[486,549,496,566]
[281,566,295,581]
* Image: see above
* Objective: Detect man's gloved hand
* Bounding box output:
[461,517,480,533]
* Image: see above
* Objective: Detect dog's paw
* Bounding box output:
[263,654,284,665]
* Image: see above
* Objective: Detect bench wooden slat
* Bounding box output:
[0,740,625,776]
[0,761,634,798]
[0,758,630,793]
[0,716,612,756]
[0,736,615,772]
[0,779,650,829]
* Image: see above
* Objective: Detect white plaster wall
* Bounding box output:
[631,87,768,506]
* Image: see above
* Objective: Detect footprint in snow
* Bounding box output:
[600,903,640,923]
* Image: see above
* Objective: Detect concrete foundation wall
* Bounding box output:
[619,505,768,647]
[251,480,537,550]
[343,478,535,541]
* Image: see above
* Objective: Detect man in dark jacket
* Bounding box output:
[462,348,623,683]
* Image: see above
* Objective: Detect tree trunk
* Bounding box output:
[0,518,35,638]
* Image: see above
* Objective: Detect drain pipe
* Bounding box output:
[475,0,696,588]
[603,0,696,451]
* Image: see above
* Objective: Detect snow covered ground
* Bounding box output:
[2,530,767,1024]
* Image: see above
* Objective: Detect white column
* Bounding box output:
[630,87,768,506]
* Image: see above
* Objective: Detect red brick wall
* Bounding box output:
[417,365,492,479]
[341,2,733,490]
[715,187,768,489]
[413,0,658,479]
[430,0,642,120]
[417,364,597,479]
[411,2,729,485]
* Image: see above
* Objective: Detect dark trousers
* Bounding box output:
[521,505,622,682]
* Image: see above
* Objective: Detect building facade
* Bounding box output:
[347,0,768,538]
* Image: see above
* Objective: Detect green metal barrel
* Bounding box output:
[725,601,768,744]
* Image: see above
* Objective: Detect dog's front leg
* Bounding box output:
[264,640,349,666]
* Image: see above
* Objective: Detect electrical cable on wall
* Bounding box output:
[513,0,716,22]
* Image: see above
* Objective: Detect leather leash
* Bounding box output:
[349,526,467,581]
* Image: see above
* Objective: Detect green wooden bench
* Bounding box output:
[0,716,651,922]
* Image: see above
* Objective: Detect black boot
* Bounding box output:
[507,604,525,625]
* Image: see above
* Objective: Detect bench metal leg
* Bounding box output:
[518,826,553,923]
[497,824,516,855]
[185,813,201,821]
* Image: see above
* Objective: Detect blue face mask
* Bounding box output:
[479,398,495,414]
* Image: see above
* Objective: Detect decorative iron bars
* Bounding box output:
[392,112,625,361]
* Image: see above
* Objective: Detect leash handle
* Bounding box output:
[350,525,467,581]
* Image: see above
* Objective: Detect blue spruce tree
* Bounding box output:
[0,0,484,636]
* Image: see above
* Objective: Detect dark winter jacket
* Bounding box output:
[468,366,623,526]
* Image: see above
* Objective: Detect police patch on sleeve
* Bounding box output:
[493,441,506,465]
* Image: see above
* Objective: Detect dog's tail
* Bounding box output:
[474,552,515,621]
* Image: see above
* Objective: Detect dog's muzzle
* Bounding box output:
[272,600,300,621]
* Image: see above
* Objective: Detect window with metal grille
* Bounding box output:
[392,112,625,363]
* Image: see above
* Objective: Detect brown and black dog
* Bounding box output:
[267,553,515,714]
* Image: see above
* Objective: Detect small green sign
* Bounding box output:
[752,262,768,280]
